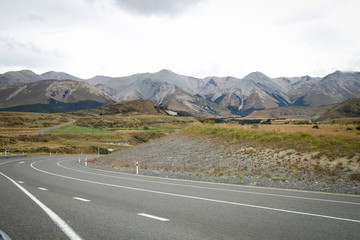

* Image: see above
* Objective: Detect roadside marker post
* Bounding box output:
[136,162,139,175]
[85,157,88,167]
[78,156,80,164]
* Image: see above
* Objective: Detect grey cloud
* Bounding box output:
[18,14,46,23]
[277,1,345,26]
[0,37,58,68]
[0,37,41,53]
[111,0,205,16]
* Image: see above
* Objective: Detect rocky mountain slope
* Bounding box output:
[1,69,359,117]
[86,69,360,116]
[301,71,360,106]
[87,69,231,117]
[317,98,360,121]
[0,80,115,112]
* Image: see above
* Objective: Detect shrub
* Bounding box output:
[312,125,319,129]
[272,176,288,181]
[349,173,360,182]
[198,119,215,124]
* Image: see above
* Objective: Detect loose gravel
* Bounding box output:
[89,134,360,195]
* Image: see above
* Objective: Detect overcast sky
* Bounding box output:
[1,0,359,79]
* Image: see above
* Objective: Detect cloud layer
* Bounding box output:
[111,0,204,16]
[0,0,359,78]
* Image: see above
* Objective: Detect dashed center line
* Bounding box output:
[19,161,25,164]
[137,213,170,222]
[18,181,24,184]
[73,197,91,202]
[38,187,48,191]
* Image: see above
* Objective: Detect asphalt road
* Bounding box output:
[1,156,360,240]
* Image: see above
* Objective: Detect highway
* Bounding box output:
[1,156,360,239]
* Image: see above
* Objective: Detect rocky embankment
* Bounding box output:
[90,134,360,195]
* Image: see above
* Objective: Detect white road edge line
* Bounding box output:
[38,187,48,191]
[31,162,360,223]
[138,213,169,222]
[57,160,360,206]
[0,171,83,240]
[73,197,91,202]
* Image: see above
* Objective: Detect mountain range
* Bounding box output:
[0,79,114,113]
[0,69,359,117]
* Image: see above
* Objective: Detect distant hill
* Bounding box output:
[317,98,360,121]
[0,80,115,113]
[0,70,43,86]
[0,70,82,87]
[245,105,334,120]
[74,99,167,116]
[40,71,81,81]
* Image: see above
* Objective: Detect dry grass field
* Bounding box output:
[0,112,69,135]
[0,111,195,155]
[186,119,360,158]
[249,119,360,138]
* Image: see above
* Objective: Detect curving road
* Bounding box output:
[1,156,360,239]
[35,118,75,135]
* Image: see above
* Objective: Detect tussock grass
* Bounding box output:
[185,123,360,159]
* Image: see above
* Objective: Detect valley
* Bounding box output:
[0,100,195,155]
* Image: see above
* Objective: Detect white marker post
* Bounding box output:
[4,148,7,156]
[136,162,139,175]
[78,156,81,164]
[85,156,88,167]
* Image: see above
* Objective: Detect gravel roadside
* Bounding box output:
[89,134,360,195]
